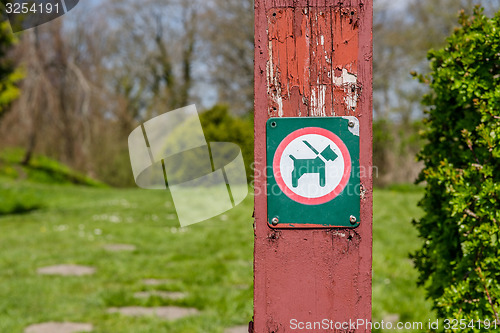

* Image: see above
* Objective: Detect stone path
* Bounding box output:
[103,244,136,252]
[134,291,186,300]
[107,306,198,320]
[233,284,249,290]
[37,265,95,276]
[224,326,249,333]
[141,279,174,285]
[383,313,400,323]
[24,322,93,333]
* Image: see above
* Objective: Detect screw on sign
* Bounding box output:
[266,117,360,228]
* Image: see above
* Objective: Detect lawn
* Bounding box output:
[0,180,433,332]
[372,187,435,332]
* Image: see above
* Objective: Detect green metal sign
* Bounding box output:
[266,117,360,228]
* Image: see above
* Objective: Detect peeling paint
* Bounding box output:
[266,7,359,117]
[333,68,357,85]
[266,40,284,116]
[310,84,327,116]
[329,231,347,238]
[334,69,359,112]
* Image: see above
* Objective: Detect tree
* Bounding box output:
[201,0,254,115]
[412,7,500,329]
[200,104,253,179]
[0,0,205,185]
[372,0,500,185]
[0,21,21,119]
[101,0,203,126]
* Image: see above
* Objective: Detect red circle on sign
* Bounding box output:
[273,127,351,205]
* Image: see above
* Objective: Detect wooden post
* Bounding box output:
[253,0,373,332]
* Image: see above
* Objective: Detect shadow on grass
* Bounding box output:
[0,187,44,216]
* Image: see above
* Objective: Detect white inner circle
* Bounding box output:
[278,133,345,199]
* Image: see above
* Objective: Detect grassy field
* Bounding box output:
[0,178,433,332]
[372,186,435,331]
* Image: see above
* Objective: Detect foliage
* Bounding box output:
[129,104,253,189]
[0,148,105,187]
[373,119,393,182]
[0,185,44,215]
[0,21,21,118]
[2,0,497,186]
[372,0,500,185]
[202,0,254,115]
[373,119,425,187]
[412,7,500,329]
[200,105,254,181]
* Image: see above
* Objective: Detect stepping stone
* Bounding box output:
[25,322,93,333]
[134,291,186,300]
[233,284,249,290]
[107,306,198,320]
[141,279,174,286]
[103,244,136,252]
[225,326,249,333]
[37,265,95,276]
[383,313,400,323]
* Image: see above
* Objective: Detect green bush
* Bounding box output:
[0,186,44,215]
[412,7,500,330]
[0,21,22,118]
[160,105,254,186]
[0,148,105,187]
[373,118,393,186]
[200,105,254,181]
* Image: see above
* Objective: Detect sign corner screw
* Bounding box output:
[348,120,355,128]
[349,215,357,224]
[271,217,279,226]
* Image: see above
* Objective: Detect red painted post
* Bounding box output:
[253,0,373,332]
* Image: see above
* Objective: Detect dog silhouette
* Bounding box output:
[289,141,338,188]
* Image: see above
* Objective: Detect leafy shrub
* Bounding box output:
[160,105,254,185]
[0,148,104,187]
[200,105,254,181]
[0,186,44,215]
[0,21,22,118]
[412,7,500,329]
[373,118,393,185]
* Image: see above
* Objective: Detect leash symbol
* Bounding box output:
[289,140,338,188]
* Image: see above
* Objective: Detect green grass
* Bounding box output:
[0,148,105,187]
[0,180,433,332]
[372,188,435,332]
[0,184,44,215]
